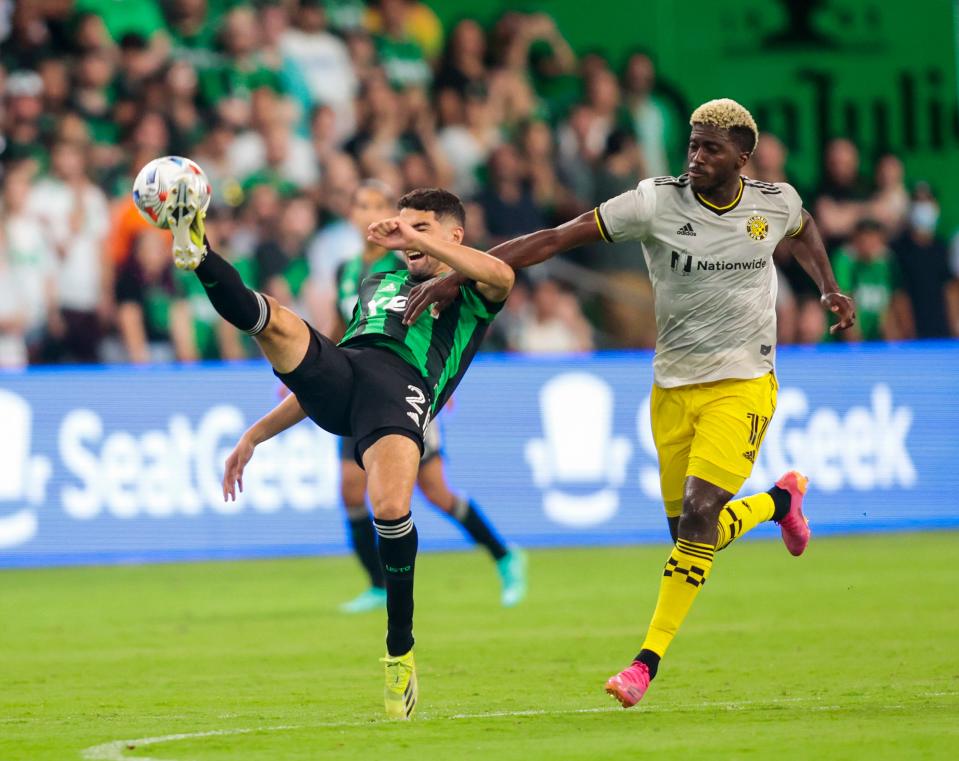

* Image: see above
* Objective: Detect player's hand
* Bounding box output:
[822,292,856,335]
[403,271,464,324]
[367,217,420,251]
[223,434,255,502]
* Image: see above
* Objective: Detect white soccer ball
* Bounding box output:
[132,156,212,228]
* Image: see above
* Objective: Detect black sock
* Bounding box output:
[767,486,791,522]
[194,247,270,335]
[451,498,508,561]
[374,513,418,656]
[635,649,661,680]
[346,507,385,589]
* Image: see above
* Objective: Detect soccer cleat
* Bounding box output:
[496,548,528,607]
[339,586,387,614]
[775,470,811,557]
[605,661,651,708]
[167,176,207,271]
[381,650,417,720]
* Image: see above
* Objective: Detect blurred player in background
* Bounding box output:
[405,98,856,707]
[333,180,526,613]
[169,183,514,719]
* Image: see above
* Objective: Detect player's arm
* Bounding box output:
[368,217,515,302]
[778,209,856,335]
[222,393,307,501]
[402,212,603,322]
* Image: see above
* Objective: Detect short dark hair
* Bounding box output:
[728,126,757,155]
[398,187,465,226]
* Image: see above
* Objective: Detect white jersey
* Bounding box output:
[597,174,804,388]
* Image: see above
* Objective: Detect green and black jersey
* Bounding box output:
[335,250,404,325]
[339,271,504,413]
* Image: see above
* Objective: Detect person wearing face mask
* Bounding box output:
[892,182,958,339]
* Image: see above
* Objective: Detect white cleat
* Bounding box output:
[168,176,206,271]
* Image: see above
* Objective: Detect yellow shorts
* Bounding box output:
[651,373,778,518]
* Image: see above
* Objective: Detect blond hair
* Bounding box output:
[689,98,759,154]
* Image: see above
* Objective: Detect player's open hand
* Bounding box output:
[367,216,419,251]
[822,292,856,334]
[403,272,463,324]
[223,435,255,502]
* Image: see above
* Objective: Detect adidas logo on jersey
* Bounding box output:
[677,222,696,236]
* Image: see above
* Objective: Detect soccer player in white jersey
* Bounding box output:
[403,99,856,706]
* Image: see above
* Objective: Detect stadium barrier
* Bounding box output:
[1,342,957,567]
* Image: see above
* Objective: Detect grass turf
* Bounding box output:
[1,532,957,761]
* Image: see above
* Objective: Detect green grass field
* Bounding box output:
[2,532,958,761]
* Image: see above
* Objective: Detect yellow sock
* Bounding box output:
[640,539,714,657]
[715,493,776,551]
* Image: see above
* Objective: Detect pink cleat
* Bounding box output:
[605,661,651,708]
[775,470,811,556]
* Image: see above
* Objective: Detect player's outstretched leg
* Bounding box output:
[714,471,810,555]
[339,455,387,613]
[364,434,421,720]
[167,180,310,374]
[417,457,527,607]
[606,477,726,708]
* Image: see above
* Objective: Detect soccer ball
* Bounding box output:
[132,156,211,228]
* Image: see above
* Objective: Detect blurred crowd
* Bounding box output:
[0,0,957,368]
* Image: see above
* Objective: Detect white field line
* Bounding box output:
[78,691,959,761]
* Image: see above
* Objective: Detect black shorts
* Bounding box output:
[339,416,443,465]
[275,324,431,467]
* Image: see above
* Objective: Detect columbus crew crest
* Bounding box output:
[746,215,769,241]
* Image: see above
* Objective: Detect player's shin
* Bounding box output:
[714,487,791,551]
[347,505,386,588]
[194,248,271,336]
[638,539,715,667]
[450,497,508,561]
[374,513,418,656]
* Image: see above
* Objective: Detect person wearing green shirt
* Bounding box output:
[830,218,908,341]
[333,180,527,617]
[197,6,286,113]
[170,181,513,719]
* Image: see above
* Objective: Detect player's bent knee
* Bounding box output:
[370,497,411,521]
[679,495,722,534]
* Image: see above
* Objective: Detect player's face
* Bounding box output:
[350,187,395,237]
[397,208,463,280]
[687,124,748,193]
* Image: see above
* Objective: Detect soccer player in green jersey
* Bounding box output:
[166,183,514,719]
[333,181,526,614]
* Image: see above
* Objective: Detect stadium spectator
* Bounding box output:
[830,219,910,342]
[0,241,29,368]
[280,0,357,140]
[510,278,593,353]
[371,0,432,90]
[893,183,958,339]
[478,143,547,245]
[0,162,59,361]
[2,69,48,168]
[27,140,109,363]
[621,51,673,177]
[437,86,501,198]
[869,153,910,237]
[255,194,317,314]
[164,0,219,67]
[198,6,285,128]
[814,137,871,252]
[435,19,488,94]
[114,228,197,364]
[747,133,790,185]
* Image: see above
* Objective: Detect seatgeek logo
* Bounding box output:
[0,390,51,547]
[0,392,338,549]
[527,374,916,527]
